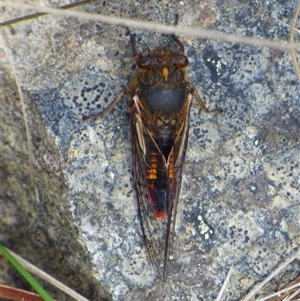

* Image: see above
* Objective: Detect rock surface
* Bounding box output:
[1,1,299,300]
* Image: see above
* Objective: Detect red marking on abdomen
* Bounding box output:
[147,183,167,219]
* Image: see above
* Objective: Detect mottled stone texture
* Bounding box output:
[1,1,299,300]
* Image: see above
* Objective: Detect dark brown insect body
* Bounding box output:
[84,31,221,279]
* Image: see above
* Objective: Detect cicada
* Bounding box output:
[84,29,222,279]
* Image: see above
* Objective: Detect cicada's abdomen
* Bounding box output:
[144,128,179,219]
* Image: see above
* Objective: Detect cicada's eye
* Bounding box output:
[134,55,141,64]
[138,57,152,69]
[177,55,189,67]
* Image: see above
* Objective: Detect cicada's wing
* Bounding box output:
[131,94,192,279]
[167,93,192,247]
[131,109,167,277]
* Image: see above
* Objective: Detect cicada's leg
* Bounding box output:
[170,15,185,53]
[129,32,139,57]
[82,88,127,121]
[170,34,184,53]
[191,87,223,113]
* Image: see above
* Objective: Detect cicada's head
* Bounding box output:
[134,46,189,81]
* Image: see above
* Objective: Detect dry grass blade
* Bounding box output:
[214,266,233,301]
[255,282,300,301]
[1,41,35,188]
[0,0,98,27]
[265,276,300,301]
[285,288,300,301]
[2,2,300,52]
[241,249,300,301]
[0,284,50,301]
[290,0,300,82]
[7,249,90,301]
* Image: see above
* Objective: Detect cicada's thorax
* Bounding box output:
[133,47,189,113]
[131,46,191,217]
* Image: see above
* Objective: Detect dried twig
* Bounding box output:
[242,249,300,301]
[289,0,300,81]
[2,2,300,52]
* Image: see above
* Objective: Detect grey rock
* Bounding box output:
[1,1,299,300]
